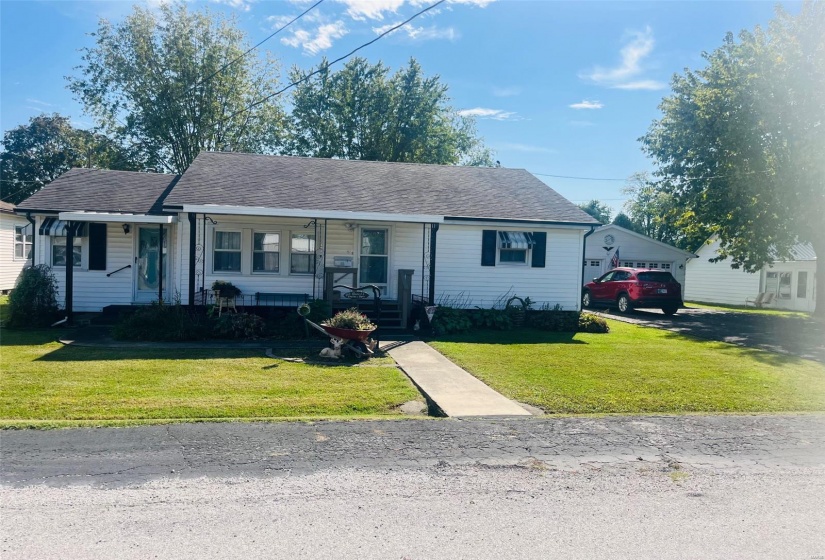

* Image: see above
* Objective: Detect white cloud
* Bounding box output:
[569,120,595,127]
[611,80,666,90]
[458,107,517,120]
[281,21,348,55]
[373,22,458,41]
[492,86,521,97]
[569,100,604,110]
[209,0,255,11]
[25,98,54,107]
[339,0,405,21]
[411,0,496,6]
[498,142,557,154]
[580,26,663,90]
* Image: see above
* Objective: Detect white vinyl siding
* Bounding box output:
[0,213,32,291]
[436,224,582,309]
[44,221,150,312]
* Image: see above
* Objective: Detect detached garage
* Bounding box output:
[584,225,696,289]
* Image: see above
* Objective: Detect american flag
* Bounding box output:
[610,247,620,269]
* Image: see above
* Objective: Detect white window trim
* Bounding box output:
[13,225,32,261]
[357,225,392,295]
[289,230,316,276]
[212,229,243,275]
[50,236,85,270]
[251,230,282,275]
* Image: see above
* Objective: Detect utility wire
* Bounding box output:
[220,0,447,123]
[190,0,325,93]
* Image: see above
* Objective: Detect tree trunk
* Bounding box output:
[811,238,825,318]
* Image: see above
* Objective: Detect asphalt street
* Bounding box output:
[3,415,825,559]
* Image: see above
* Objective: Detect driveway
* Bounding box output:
[596,307,825,363]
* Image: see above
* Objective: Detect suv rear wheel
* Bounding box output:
[662,305,678,316]
[582,290,592,308]
[617,294,631,313]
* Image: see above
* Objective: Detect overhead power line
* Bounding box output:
[191,0,326,93]
[220,0,447,123]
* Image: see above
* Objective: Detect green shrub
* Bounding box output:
[578,312,610,333]
[6,265,60,327]
[303,299,331,324]
[113,302,211,341]
[213,312,267,339]
[469,308,514,330]
[526,310,581,332]
[431,306,473,334]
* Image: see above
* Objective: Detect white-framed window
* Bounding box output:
[660,263,672,270]
[213,230,242,272]
[797,272,808,299]
[635,262,647,268]
[589,260,600,267]
[621,261,634,267]
[52,237,82,268]
[290,232,315,274]
[498,231,533,265]
[648,262,659,269]
[252,231,280,273]
[14,225,32,260]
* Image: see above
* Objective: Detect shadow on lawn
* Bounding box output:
[0,328,62,347]
[656,329,811,368]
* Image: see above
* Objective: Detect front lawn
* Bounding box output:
[0,328,420,428]
[429,321,825,414]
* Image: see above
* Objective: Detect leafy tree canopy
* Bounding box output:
[68,3,285,174]
[611,212,641,233]
[285,57,493,166]
[1,114,142,204]
[577,199,612,224]
[640,2,824,314]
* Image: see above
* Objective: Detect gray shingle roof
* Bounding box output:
[166,152,600,224]
[15,168,180,214]
[0,200,15,214]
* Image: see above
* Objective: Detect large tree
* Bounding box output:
[285,57,493,166]
[641,2,824,315]
[68,4,285,174]
[577,199,612,224]
[1,114,142,204]
[620,171,707,250]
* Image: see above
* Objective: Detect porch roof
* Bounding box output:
[166,152,600,225]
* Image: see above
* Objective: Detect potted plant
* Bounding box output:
[211,280,241,298]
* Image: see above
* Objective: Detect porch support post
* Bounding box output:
[188,213,196,307]
[428,223,439,305]
[65,223,74,323]
[25,213,36,264]
[158,224,164,303]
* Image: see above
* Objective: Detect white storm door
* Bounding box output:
[359,228,389,296]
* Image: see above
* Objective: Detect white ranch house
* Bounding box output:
[0,201,33,292]
[686,236,817,313]
[15,152,600,323]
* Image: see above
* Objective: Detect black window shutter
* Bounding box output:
[531,232,547,268]
[481,230,497,266]
[88,223,107,271]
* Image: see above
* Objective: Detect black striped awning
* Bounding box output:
[498,231,535,250]
[39,217,88,237]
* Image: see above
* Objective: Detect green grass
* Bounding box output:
[0,328,420,428]
[429,322,825,414]
[685,300,811,318]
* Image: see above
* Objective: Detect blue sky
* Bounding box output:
[0,0,797,215]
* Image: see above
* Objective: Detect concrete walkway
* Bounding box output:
[385,340,531,417]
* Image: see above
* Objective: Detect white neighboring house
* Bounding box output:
[0,201,32,292]
[685,236,817,312]
[583,224,696,289]
[15,152,601,319]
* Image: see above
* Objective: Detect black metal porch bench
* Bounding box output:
[254,292,310,307]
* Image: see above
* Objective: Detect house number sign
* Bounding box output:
[344,290,370,300]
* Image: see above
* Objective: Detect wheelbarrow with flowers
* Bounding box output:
[298,285,381,358]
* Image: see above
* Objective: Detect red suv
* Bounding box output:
[582,268,683,316]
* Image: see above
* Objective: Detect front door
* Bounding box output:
[359,228,389,297]
[134,225,168,302]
